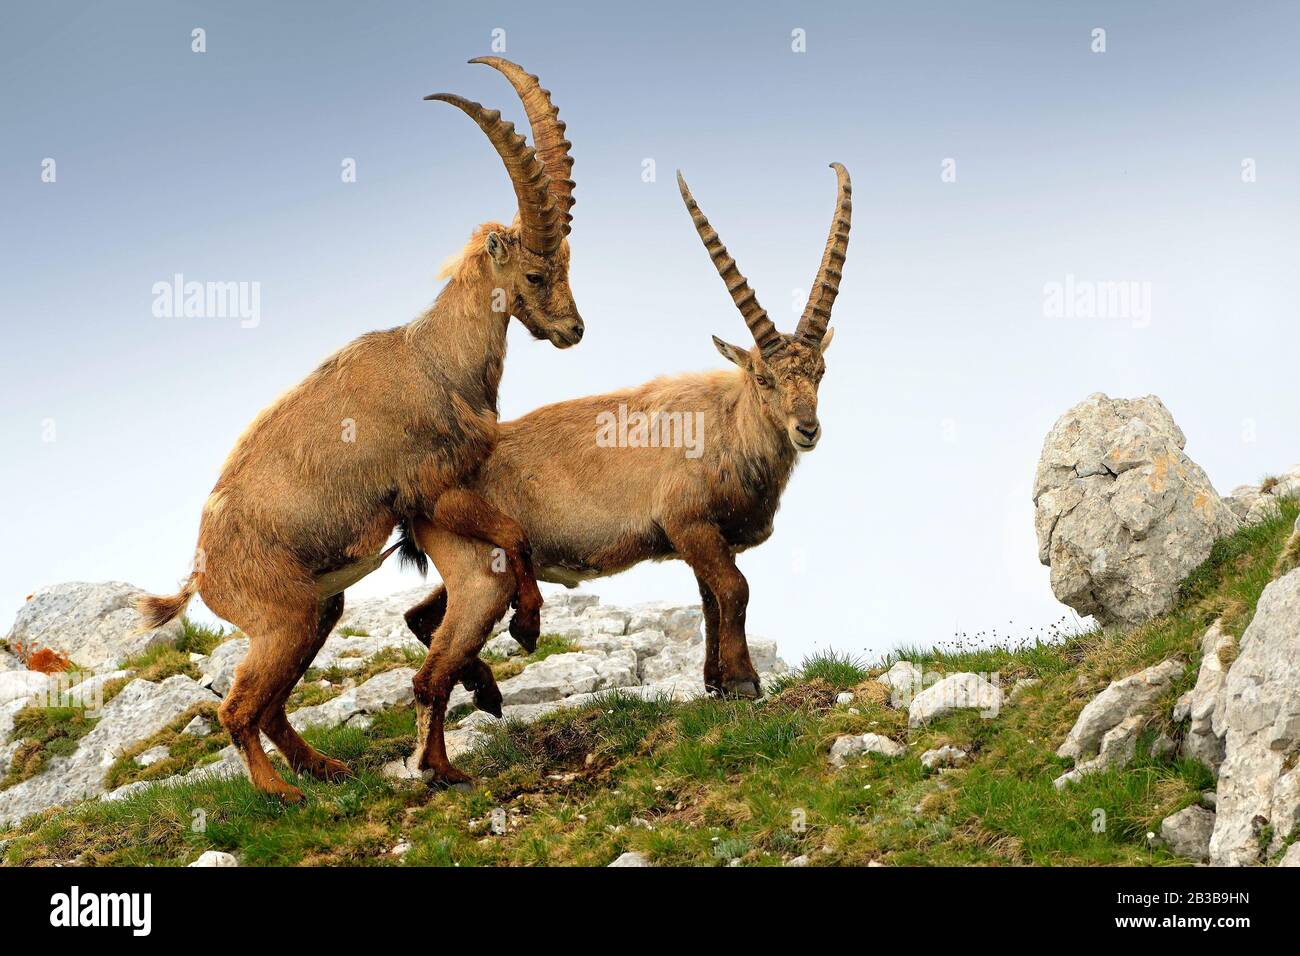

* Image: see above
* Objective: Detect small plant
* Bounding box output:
[175,618,227,656]
[797,649,869,690]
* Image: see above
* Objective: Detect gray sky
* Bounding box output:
[2,1,1297,664]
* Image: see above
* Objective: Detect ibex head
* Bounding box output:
[428,58,584,348]
[678,163,852,452]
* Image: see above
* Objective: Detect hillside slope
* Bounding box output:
[2,497,1297,867]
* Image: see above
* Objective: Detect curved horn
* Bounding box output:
[796,162,852,345]
[425,92,563,255]
[676,171,782,357]
[469,57,575,235]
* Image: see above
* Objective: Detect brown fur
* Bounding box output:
[137,220,582,800]
[405,329,837,781]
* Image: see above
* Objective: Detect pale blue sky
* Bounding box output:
[2,1,1297,662]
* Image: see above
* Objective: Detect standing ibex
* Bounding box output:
[403,164,852,782]
[136,58,584,801]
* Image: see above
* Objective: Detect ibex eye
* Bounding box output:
[525,273,545,286]
[755,375,772,388]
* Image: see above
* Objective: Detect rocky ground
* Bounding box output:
[1,393,1298,867]
[0,583,785,834]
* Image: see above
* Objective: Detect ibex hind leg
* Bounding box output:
[412,530,513,784]
[406,584,502,717]
[215,594,322,802]
[259,592,353,782]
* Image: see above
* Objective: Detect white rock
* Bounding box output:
[1159,805,1215,861]
[829,733,905,767]
[920,745,969,770]
[288,667,416,732]
[0,670,52,706]
[1179,621,1233,773]
[8,581,184,672]
[0,675,217,827]
[483,634,524,658]
[835,692,854,707]
[188,850,238,867]
[1056,659,1183,762]
[908,673,1002,728]
[1054,714,1145,789]
[1210,568,1300,866]
[182,715,212,737]
[786,854,810,867]
[1033,394,1240,627]
[496,651,639,706]
[200,638,249,697]
[136,745,170,767]
[876,660,924,707]
[1278,843,1300,867]
[608,850,652,867]
[62,670,131,711]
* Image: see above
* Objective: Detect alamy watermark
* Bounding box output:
[1043,274,1151,328]
[152,274,261,328]
[596,403,705,459]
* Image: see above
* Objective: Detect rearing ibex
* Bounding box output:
[136,58,585,801]
[402,164,852,783]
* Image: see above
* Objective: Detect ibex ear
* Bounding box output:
[820,327,835,353]
[712,335,751,369]
[484,231,510,266]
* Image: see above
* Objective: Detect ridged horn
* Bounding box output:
[795,162,852,345]
[676,171,782,357]
[469,57,575,235]
[424,92,563,255]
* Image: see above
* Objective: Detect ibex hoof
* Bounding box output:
[722,679,760,700]
[474,685,504,719]
[508,610,540,653]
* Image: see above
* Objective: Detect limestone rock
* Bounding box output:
[1179,621,1233,773]
[1160,805,1215,862]
[1033,394,1240,627]
[920,745,969,770]
[1054,714,1145,789]
[200,638,248,697]
[496,651,640,706]
[1056,659,1183,762]
[188,850,238,867]
[1209,568,1300,866]
[0,670,52,707]
[608,850,653,867]
[0,675,217,827]
[8,581,184,672]
[829,732,905,767]
[908,673,1002,728]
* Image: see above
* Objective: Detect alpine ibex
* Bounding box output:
[136,58,584,801]
[403,164,852,782]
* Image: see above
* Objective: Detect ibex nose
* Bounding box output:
[568,319,584,342]
[795,420,820,442]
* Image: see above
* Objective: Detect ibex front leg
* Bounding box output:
[427,489,543,650]
[668,521,761,699]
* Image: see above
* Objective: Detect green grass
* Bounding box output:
[175,619,228,656]
[3,497,1296,866]
[1,705,97,791]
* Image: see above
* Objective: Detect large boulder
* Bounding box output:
[7,582,183,672]
[1033,394,1240,627]
[1209,568,1300,865]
